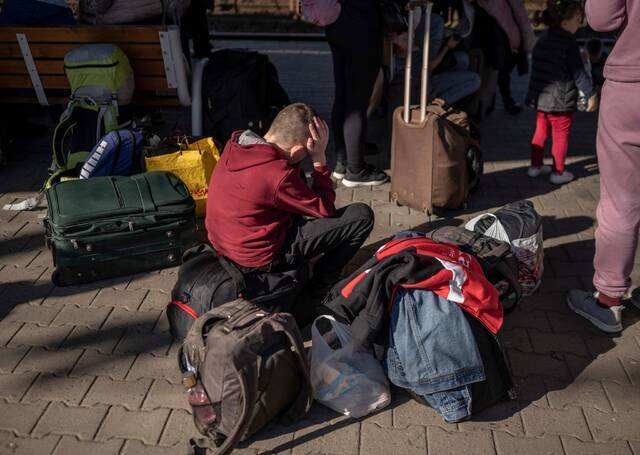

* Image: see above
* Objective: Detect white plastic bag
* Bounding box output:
[310,315,391,418]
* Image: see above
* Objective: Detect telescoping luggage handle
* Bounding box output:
[403,1,433,124]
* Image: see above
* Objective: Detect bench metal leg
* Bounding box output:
[191,57,209,137]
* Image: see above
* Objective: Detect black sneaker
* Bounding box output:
[332,161,346,180]
[342,165,389,187]
[506,103,524,116]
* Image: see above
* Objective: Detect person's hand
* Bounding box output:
[447,36,460,49]
[587,94,599,112]
[307,116,329,167]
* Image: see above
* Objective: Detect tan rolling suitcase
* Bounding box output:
[390,1,476,214]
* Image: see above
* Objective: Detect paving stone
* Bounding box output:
[521,405,591,440]
[96,406,170,445]
[102,308,161,333]
[0,372,38,402]
[126,353,182,384]
[622,357,640,385]
[0,321,22,346]
[602,382,640,412]
[545,379,613,412]
[92,288,147,311]
[114,330,171,356]
[458,401,524,436]
[120,440,185,455]
[494,432,564,455]
[33,402,108,440]
[43,286,101,308]
[14,347,83,375]
[0,346,29,373]
[61,326,125,354]
[392,393,451,430]
[504,310,552,332]
[1,278,53,306]
[8,323,73,349]
[529,330,590,357]
[70,350,136,380]
[548,312,609,335]
[566,354,632,384]
[426,427,495,455]
[0,400,49,436]
[561,436,634,455]
[630,441,640,455]
[245,422,295,454]
[2,303,61,326]
[507,350,572,380]
[158,410,199,447]
[138,290,170,311]
[142,379,189,411]
[52,436,125,455]
[127,272,172,293]
[291,417,359,455]
[82,377,152,410]
[583,408,640,442]
[360,423,425,455]
[583,332,639,359]
[51,305,112,330]
[0,430,60,455]
[23,373,94,405]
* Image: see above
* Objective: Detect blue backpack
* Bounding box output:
[79,129,144,179]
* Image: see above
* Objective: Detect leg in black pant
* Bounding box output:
[180,0,212,58]
[284,203,375,287]
[330,43,347,169]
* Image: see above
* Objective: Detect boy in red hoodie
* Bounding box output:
[205,103,374,296]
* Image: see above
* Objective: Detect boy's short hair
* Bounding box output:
[267,103,316,148]
[586,38,603,55]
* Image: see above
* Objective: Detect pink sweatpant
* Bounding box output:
[594,80,640,298]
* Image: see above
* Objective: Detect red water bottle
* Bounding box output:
[184,374,216,426]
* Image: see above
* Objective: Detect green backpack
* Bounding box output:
[50,43,135,187]
[3,44,135,211]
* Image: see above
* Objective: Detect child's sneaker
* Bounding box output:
[566,290,623,333]
[527,165,552,178]
[332,162,346,180]
[550,170,574,185]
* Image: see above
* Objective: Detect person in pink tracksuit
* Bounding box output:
[567,0,640,332]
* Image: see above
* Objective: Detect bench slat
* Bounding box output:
[0,42,163,60]
[2,59,168,77]
[0,26,167,44]
[0,74,171,90]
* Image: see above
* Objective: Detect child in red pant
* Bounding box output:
[525,0,598,185]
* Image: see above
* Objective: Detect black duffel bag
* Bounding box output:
[167,244,308,341]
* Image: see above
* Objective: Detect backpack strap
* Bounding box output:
[266,313,313,424]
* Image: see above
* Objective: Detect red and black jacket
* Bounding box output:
[323,237,503,357]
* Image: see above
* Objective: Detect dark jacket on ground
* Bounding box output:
[323,237,503,358]
[205,130,336,268]
[526,28,596,112]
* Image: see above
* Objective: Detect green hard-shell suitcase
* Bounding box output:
[45,172,197,286]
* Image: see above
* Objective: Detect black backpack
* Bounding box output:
[425,226,522,312]
[181,299,312,455]
[167,244,307,341]
[203,50,290,143]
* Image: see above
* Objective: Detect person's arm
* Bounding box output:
[431,36,459,70]
[585,0,626,32]
[274,168,336,218]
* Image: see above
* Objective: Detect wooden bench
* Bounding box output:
[0,25,209,135]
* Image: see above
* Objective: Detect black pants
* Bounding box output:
[282,203,374,287]
[498,55,517,108]
[330,42,382,173]
[180,0,212,58]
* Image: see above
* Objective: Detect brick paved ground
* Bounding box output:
[1,39,640,455]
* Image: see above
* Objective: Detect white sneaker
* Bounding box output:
[550,171,574,185]
[527,165,552,178]
[566,290,623,333]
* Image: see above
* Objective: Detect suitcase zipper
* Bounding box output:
[170,300,200,319]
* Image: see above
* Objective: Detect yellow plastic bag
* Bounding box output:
[144,137,220,217]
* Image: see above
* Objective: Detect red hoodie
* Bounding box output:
[205,131,336,268]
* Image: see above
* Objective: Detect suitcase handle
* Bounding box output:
[403,1,433,124]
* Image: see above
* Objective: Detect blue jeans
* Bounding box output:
[0,0,76,25]
[432,70,481,105]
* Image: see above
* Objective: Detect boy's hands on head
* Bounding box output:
[307,117,329,167]
[587,94,599,112]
